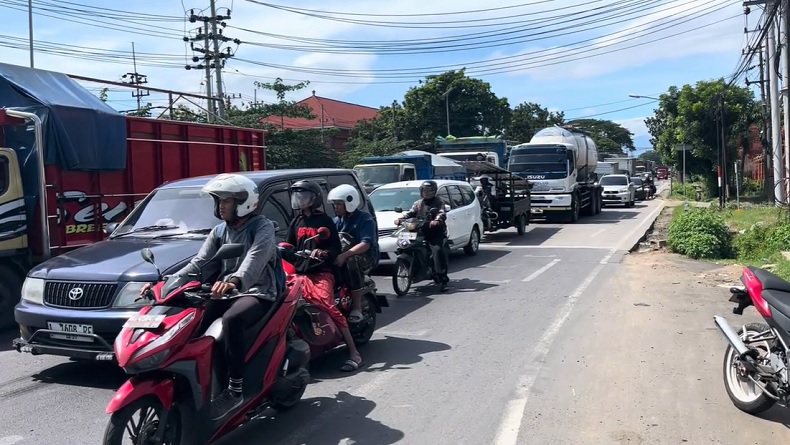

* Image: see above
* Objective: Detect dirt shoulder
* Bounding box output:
[518,194,790,444]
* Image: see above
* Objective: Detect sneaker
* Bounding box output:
[211,388,243,420]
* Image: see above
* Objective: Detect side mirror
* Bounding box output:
[213,243,245,261]
[104,222,119,236]
[141,247,155,264]
[317,226,331,240]
[394,206,403,213]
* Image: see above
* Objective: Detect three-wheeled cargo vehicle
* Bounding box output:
[459,160,532,235]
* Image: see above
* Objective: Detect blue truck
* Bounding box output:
[353,150,466,194]
[435,135,509,168]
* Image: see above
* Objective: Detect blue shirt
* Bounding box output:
[334,210,379,264]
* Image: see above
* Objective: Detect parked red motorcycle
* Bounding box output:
[278,228,389,359]
[103,242,312,445]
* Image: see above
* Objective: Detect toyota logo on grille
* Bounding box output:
[68,287,84,301]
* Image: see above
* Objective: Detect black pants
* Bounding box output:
[343,250,375,291]
[425,230,449,281]
[198,296,269,380]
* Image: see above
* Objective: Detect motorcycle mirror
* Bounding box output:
[141,248,162,280]
[213,243,245,261]
[317,227,331,240]
[394,206,403,213]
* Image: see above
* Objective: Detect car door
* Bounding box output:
[445,185,471,245]
[436,185,459,246]
[260,181,292,242]
[458,183,482,233]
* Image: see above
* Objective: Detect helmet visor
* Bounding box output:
[420,186,437,199]
[291,190,316,209]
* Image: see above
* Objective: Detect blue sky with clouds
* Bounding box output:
[0,0,753,152]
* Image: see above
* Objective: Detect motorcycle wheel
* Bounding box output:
[352,296,377,346]
[722,322,777,414]
[103,396,182,445]
[392,258,412,297]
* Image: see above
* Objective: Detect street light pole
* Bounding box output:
[442,87,454,136]
[628,94,660,101]
[28,0,34,68]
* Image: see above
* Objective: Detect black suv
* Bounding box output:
[13,168,373,360]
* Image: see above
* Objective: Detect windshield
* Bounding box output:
[355,166,400,185]
[631,178,643,185]
[508,153,567,175]
[600,176,628,186]
[114,187,221,237]
[369,187,421,212]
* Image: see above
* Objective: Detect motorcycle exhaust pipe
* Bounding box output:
[713,315,750,356]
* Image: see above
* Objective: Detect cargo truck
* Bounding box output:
[0,63,266,327]
[507,126,603,222]
[604,156,637,176]
[353,150,466,194]
[435,135,508,168]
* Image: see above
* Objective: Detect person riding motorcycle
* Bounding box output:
[474,174,497,213]
[141,173,278,420]
[327,184,379,323]
[286,180,364,372]
[394,180,450,292]
[643,174,656,197]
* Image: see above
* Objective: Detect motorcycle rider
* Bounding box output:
[475,174,497,211]
[286,180,364,372]
[327,184,379,323]
[643,174,656,197]
[141,173,278,420]
[394,180,450,291]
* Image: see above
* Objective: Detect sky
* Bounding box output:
[0,0,757,153]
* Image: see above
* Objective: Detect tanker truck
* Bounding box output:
[507,126,603,223]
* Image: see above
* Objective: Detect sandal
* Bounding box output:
[340,358,363,372]
[348,310,363,323]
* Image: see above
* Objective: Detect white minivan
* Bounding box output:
[370,180,484,265]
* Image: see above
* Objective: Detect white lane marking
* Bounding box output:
[483,245,611,250]
[591,228,606,237]
[522,259,561,282]
[0,436,24,445]
[493,248,616,445]
[375,328,431,337]
[616,201,664,251]
[523,254,557,258]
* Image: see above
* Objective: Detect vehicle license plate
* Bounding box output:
[47,322,94,342]
[123,314,167,329]
[398,232,417,241]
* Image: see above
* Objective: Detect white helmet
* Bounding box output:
[201,173,259,219]
[327,184,361,213]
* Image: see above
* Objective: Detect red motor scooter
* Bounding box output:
[278,229,389,360]
[102,242,313,445]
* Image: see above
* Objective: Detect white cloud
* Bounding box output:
[615,116,650,138]
[487,0,743,81]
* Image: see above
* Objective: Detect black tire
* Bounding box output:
[722,323,777,414]
[516,214,526,236]
[464,227,480,256]
[567,194,580,223]
[103,396,182,445]
[352,295,377,346]
[392,258,412,297]
[0,265,22,329]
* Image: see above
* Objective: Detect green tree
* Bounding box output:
[126,103,154,117]
[565,118,635,154]
[402,69,511,142]
[638,149,662,163]
[508,102,565,143]
[645,79,758,188]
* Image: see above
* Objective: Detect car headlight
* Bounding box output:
[619,188,630,193]
[21,278,44,304]
[113,282,152,308]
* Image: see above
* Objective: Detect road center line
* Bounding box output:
[494,248,616,445]
[591,227,606,237]
[521,259,561,282]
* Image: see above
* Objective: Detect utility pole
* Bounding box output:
[184,3,240,122]
[27,0,34,68]
[768,17,784,205]
[121,43,149,112]
[783,0,790,206]
[443,87,454,136]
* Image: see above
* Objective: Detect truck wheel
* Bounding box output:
[594,192,602,215]
[567,194,580,223]
[516,214,527,236]
[0,266,22,329]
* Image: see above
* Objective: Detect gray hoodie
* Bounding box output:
[173,215,277,298]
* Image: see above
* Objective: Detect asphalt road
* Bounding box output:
[0,185,669,445]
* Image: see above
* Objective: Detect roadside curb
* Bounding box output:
[628,214,659,253]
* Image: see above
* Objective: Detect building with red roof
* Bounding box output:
[261,91,380,150]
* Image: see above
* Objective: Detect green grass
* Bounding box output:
[722,206,787,232]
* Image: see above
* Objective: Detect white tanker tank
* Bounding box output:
[527,126,599,182]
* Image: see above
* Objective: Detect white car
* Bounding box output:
[600,174,636,207]
[370,180,484,265]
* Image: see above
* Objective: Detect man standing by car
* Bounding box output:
[394,180,450,292]
[328,184,379,323]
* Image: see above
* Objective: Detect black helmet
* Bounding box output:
[420,180,438,199]
[290,180,323,210]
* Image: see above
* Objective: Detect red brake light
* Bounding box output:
[742,267,771,318]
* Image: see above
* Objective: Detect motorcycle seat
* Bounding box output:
[750,267,790,293]
[761,289,790,317]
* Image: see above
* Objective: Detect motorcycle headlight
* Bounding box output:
[21,278,44,304]
[113,282,152,308]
